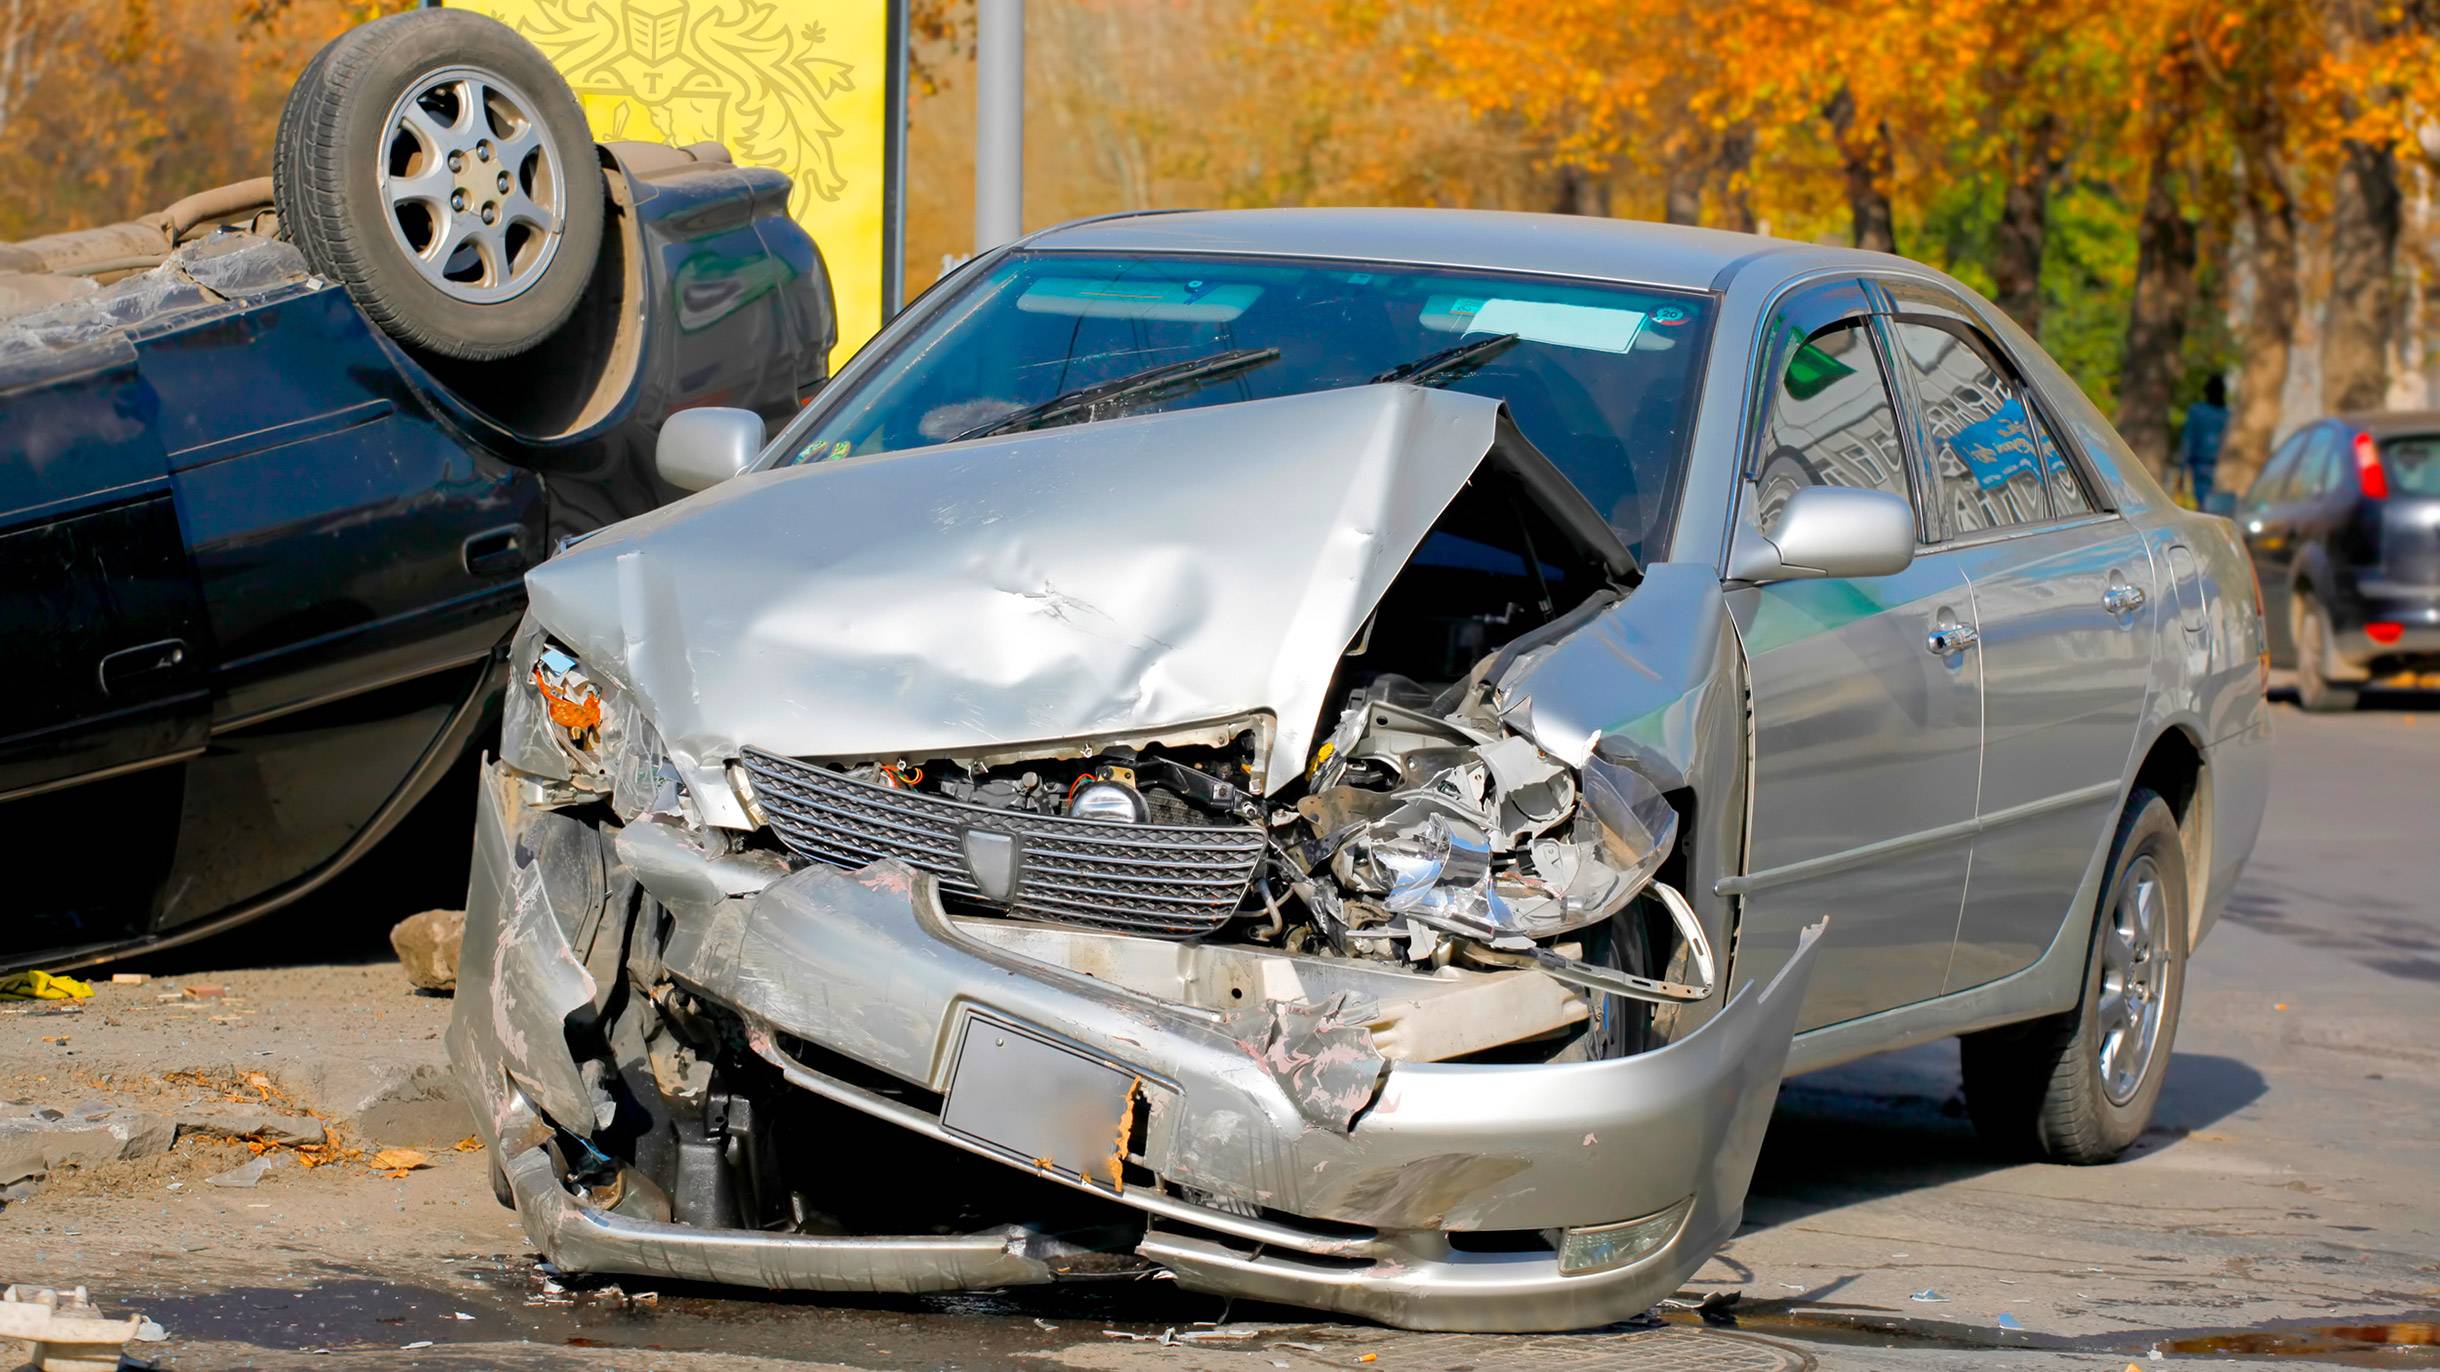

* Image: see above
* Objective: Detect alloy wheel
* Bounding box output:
[376,66,567,304]
[2096,855,2172,1106]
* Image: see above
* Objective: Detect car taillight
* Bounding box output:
[2367,621,2404,646]
[2353,431,2390,501]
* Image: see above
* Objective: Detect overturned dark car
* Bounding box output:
[1,11,832,970]
[451,211,2267,1330]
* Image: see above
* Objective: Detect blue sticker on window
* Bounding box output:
[1951,399,2043,491]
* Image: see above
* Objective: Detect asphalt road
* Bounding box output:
[3,690,2435,1370]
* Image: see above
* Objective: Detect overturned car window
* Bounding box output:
[774,253,1717,563]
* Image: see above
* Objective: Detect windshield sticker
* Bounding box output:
[1463,298,1649,354]
[1015,278,1261,322]
[1651,304,1692,327]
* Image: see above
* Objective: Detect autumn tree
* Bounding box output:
[0,0,395,242]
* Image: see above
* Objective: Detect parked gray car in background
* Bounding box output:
[447,210,2271,1331]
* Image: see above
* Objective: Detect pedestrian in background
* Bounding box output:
[2181,376,2229,508]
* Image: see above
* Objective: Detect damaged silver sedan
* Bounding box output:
[447,211,2271,1331]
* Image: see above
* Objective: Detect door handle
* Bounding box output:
[97,638,188,695]
[1927,621,1980,656]
[463,525,529,576]
[2102,582,2147,616]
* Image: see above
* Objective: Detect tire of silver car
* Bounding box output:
[274,10,606,360]
[2290,593,2362,713]
[1961,787,2188,1164]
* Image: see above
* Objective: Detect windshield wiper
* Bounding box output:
[1369,332,1520,387]
[954,346,1282,442]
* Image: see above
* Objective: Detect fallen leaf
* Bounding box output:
[451,1136,484,1152]
[370,1147,431,1174]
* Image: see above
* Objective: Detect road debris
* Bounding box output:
[390,908,467,992]
[1910,1289,1950,1303]
[1,1102,175,1186]
[110,974,149,986]
[205,1153,289,1188]
[0,1285,148,1372]
[1997,1312,2025,1330]
[369,1147,431,1176]
[0,971,92,1001]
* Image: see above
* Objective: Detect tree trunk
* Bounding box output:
[2222,147,2298,497]
[1551,162,1611,217]
[1992,115,2060,335]
[1716,123,1757,233]
[1824,87,1897,253]
[2115,145,2197,479]
[1664,152,1704,226]
[2321,138,2402,411]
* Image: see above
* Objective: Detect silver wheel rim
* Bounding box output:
[2097,855,2171,1106]
[377,66,566,304]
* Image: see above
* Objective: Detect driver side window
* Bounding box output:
[1752,320,1913,534]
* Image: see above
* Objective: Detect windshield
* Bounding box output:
[769,251,1718,562]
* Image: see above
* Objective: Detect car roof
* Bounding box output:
[2326,409,2440,438]
[1019,207,1902,294]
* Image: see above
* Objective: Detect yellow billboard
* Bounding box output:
[447,0,903,364]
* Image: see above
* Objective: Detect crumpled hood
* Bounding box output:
[524,385,1505,799]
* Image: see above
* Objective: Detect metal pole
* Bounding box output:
[974,0,1024,251]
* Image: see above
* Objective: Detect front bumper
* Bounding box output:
[448,763,1820,1332]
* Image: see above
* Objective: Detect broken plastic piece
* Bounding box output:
[0,972,93,1002]
[0,1285,146,1372]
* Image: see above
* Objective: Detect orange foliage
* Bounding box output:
[0,0,404,241]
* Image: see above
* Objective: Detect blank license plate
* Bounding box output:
[941,1017,1140,1188]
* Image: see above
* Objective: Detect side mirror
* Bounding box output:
[656,407,764,492]
[1728,486,1916,583]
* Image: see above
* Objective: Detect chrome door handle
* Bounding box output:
[2102,583,2147,615]
[1927,622,1980,655]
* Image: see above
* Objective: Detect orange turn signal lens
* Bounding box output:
[532,663,603,731]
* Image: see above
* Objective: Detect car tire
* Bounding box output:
[1961,788,2188,1164]
[274,10,605,360]
[2291,594,2361,713]
[1552,899,1661,1061]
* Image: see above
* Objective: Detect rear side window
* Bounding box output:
[2300,427,2346,496]
[2382,433,2440,496]
[1887,320,2056,535]
[1750,320,1914,537]
[2039,425,2093,514]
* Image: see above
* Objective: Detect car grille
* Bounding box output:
[738,748,1264,938]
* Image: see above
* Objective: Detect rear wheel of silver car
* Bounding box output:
[2291,594,2361,713]
[274,10,605,360]
[1961,788,2187,1164]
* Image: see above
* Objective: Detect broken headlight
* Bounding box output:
[1329,751,1678,944]
[500,617,681,822]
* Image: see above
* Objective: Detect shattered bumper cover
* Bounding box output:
[449,765,1820,1332]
